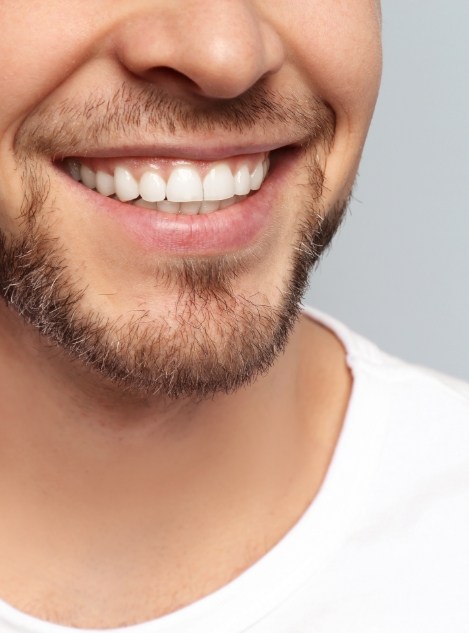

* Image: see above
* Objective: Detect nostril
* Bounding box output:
[143,66,200,92]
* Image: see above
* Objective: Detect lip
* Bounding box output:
[65,140,298,162]
[53,146,299,256]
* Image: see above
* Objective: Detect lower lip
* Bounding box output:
[57,153,292,256]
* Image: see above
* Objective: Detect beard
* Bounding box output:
[0,84,347,401]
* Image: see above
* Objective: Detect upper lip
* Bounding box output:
[61,140,300,162]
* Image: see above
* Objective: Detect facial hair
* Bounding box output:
[0,84,347,400]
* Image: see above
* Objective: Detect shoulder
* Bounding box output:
[300,307,469,626]
[301,304,469,426]
[302,306,469,515]
[360,345,469,428]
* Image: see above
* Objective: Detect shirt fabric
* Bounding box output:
[1,306,469,633]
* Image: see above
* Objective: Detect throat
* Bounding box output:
[0,315,350,630]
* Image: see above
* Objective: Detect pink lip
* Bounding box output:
[64,140,298,162]
[55,148,296,256]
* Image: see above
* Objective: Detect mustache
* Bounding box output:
[14,82,335,160]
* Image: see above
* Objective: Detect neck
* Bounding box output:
[0,304,351,627]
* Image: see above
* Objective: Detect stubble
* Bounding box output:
[0,84,347,400]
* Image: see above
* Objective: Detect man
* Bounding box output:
[0,1,467,631]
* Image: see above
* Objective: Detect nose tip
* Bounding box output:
[178,18,285,99]
[114,2,285,100]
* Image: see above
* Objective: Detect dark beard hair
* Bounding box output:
[0,84,347,401]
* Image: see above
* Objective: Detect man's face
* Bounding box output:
[0,0,381,399]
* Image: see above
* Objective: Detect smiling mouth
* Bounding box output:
[63,152,270,215]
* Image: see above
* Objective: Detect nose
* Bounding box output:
[113,0,285,100]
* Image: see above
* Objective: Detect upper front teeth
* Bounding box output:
[68,156,270,206]
[139,171,165,202]
[202,163,235,201]
[167,166,204,202]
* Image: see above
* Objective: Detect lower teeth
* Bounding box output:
[129,195,248,214]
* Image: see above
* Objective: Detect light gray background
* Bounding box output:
[306,0,469,380]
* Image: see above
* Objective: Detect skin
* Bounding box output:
[0,0,382,628]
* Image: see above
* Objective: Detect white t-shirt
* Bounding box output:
[1,306,469,633]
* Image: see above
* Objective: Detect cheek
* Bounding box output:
[0,2,100,219]
[273,0,382,202]
[0,2,96,134]
[280,0,382,129]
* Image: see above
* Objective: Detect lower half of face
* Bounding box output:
[0,123,348,400]
[0,1,381,400]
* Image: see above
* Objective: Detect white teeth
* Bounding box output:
[72,155,270,214]
[250,162,264,191]
[96,171,115,196]
[166,166,204,202]
[234,164,251,195]
[203,163,235,201]
[139,171,166,202]
[156,200,180,214]
[199,200,221,214]
[219,196,237,209]
[80,164,96,189]
[133,199,158,210]
[179,201,201,214]
[115,167,139,202]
